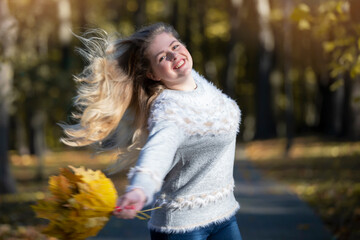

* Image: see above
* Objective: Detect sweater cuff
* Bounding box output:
[127,168,162,206]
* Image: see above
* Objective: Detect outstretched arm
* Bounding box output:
[113,121,184,219]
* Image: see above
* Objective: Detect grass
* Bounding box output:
[244,136,360,240]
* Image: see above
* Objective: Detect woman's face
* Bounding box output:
[146,32,193,89]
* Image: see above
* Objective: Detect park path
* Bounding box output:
[90,146,333,240]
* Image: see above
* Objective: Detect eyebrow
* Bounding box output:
[154,40,178,59]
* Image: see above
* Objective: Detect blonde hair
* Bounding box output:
[60,23,181,172]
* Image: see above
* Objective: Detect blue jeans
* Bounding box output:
[150,215,242,240]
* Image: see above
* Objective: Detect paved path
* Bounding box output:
[234,148,333,240]
[90,147,333,240]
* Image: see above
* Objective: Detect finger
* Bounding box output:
[114,198,137,218]
[114,206,123,213]
[124,205,135,210]
[113,205,135,217]
[118,196,132,208]
[120,204,137,218]
[113,207,123,217]
[114,208,137,219]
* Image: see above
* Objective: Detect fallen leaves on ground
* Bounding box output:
[244,137,360,240]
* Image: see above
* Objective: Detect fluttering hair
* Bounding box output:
[59,23,180,172]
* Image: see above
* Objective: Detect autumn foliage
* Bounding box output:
[32,166,117,240]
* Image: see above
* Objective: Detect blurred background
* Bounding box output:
[0,0,360,239]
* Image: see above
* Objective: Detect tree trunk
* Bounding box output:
[224,0,244,98]
[196,0,207,75]
[347,0,360,140]
[184,0,192,52]
[78,0,87,28]
[58,0,72,70]
[16,113,30,156]
[171,0,179,31]
[254,0,277,139]
[31,110,47,181]
[0,0,17,194]
[332,77,346,137]
[0,63,17,194]
[346,76,360,140]
[283,0,294,153]
[134,0,146,29]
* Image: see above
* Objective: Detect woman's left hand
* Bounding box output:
[113,188,147,219]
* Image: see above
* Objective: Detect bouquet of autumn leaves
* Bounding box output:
[32,166,118,240]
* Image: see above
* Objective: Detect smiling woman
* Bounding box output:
[60,22,242,240]
[146,32,196,91]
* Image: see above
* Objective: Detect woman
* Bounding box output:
[61,23,242,240]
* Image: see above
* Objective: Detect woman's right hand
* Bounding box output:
[113,188,147,219]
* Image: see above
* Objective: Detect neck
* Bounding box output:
[165,75,196,91]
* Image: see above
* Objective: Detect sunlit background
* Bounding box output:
[1,0,360,239]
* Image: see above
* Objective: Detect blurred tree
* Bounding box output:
[197,0,218,77]
[134,0,147,28]
[254,0,277,139]
[29,0,73,181]
[7,0,76,177]
[15,111,29,156]
[170,0,179,33]
[31,109,46,181]
[283,0,294,153]
[348,0,360,138]
[58,0,72,70]
[0,0,17,194]
[224,0,244,98]
[7,0,360,163]
[292,0,360,139]
[184,0,192,52]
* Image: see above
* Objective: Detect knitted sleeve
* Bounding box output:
[126,118,185,206]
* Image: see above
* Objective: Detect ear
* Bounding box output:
[146,71,161,81]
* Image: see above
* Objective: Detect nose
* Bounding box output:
[166,52,177,61]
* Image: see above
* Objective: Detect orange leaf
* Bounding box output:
[49,175,73,201]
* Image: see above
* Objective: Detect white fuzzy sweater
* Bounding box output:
[127,70,241,233]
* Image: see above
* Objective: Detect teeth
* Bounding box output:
[175,60,185,69]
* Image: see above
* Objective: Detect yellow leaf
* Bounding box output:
[85,217,109,228]
[323,41,336,53]
[48,175,73,201]
[31,199,61,219]
[60,167,83,185]
[42,222,67,239]
[353,96,360,104]
[33,166,118,240]
[298,3,310,12]
[330,66,344,78]
[350,62,360,78]
[298,19,311,30]
[337,37,356,47]
[336,1,343,14]
[336,1,350,14]
[330,79,344,91]
[326,12,337,22]
[339,52,355,65]
[291,4,311,22]
[270,8,283,21]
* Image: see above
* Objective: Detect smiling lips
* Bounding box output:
[174,59,185,69]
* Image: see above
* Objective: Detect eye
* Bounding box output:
[172,44,180,50]
[159,55,166,62]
